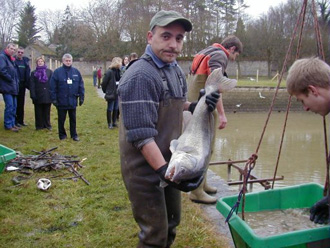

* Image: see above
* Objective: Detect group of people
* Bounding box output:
[118,10,330,248]
[0,43,85,141]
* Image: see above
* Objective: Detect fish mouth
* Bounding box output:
[165,166,189,184]
[165,166,176,180]
[171,166,196,183]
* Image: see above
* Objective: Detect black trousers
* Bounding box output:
[16,87,26,124]
[34,103,51,129]
[57,108,77,139]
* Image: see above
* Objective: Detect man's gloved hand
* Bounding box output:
[188,89,220,113]
[310,195,330,224]
[188,102,197,114]
[79,99,84,106]
[205,90,220,112]
[156,164,204,192]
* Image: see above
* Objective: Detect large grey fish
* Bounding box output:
[165,68,237,183]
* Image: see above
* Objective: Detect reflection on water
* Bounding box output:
[211,112,330,191]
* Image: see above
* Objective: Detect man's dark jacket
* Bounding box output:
[0,51,19,95]
[50,65,85,109]
[14,56,31,90]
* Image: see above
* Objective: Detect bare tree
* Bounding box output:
[20,0,328,66]
[80,0,121,61]
[0,0,24,47]
[38,9,63,44]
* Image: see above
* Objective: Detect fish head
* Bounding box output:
[167,151,198,183]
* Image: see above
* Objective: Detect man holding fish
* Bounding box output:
[118,10,223,248]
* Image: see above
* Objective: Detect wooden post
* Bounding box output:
[239,172,243,191]
[49,58,52,70]
[256,69,259,82]
[227,163,232,182]
[271,71,279,81]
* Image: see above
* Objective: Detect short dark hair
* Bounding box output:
[221,35,243,54]
[129,52,138,60]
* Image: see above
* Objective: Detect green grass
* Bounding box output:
[0,77,230,248]
[236,76,286,88]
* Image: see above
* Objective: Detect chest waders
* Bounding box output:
[119,62,185,248]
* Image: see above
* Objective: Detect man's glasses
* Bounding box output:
[17,51,24,54]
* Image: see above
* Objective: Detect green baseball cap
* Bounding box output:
[150,10,192,32]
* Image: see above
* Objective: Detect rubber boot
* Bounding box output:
[204,177,217,194]
[189,177,217,204]
[107,111,113,129]
[112,110,118,127]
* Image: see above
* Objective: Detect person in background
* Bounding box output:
[286,57,330,225]
[129,52,138,61]
[118,10,219,247]
[92,66,97,87]
[120,55,129,76]
[101,57,122,129]
[14,46,30,127]
[29,57,53,130]
[187,35,243,204]
[50,53,85,141]
[125,52,139,71]
[0,43,19,132]
[97,66,102,88]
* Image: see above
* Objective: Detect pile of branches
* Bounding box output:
[6,147,90,186]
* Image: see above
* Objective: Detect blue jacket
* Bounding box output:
[50,65,85,109]
[0,51,19,95]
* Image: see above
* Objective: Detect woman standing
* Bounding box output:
[29,57,53,130]
[101,57,122,129]
[120,55,129,76]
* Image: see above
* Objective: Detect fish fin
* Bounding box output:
[169,139,179,153]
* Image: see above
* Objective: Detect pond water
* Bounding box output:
[240,208,322,237]
[211,111,330,192]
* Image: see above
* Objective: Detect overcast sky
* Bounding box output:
[29,0,286,16]
[244,0,286,16]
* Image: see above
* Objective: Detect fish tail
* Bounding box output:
[205,68,237,93]
[219,76,237,93]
